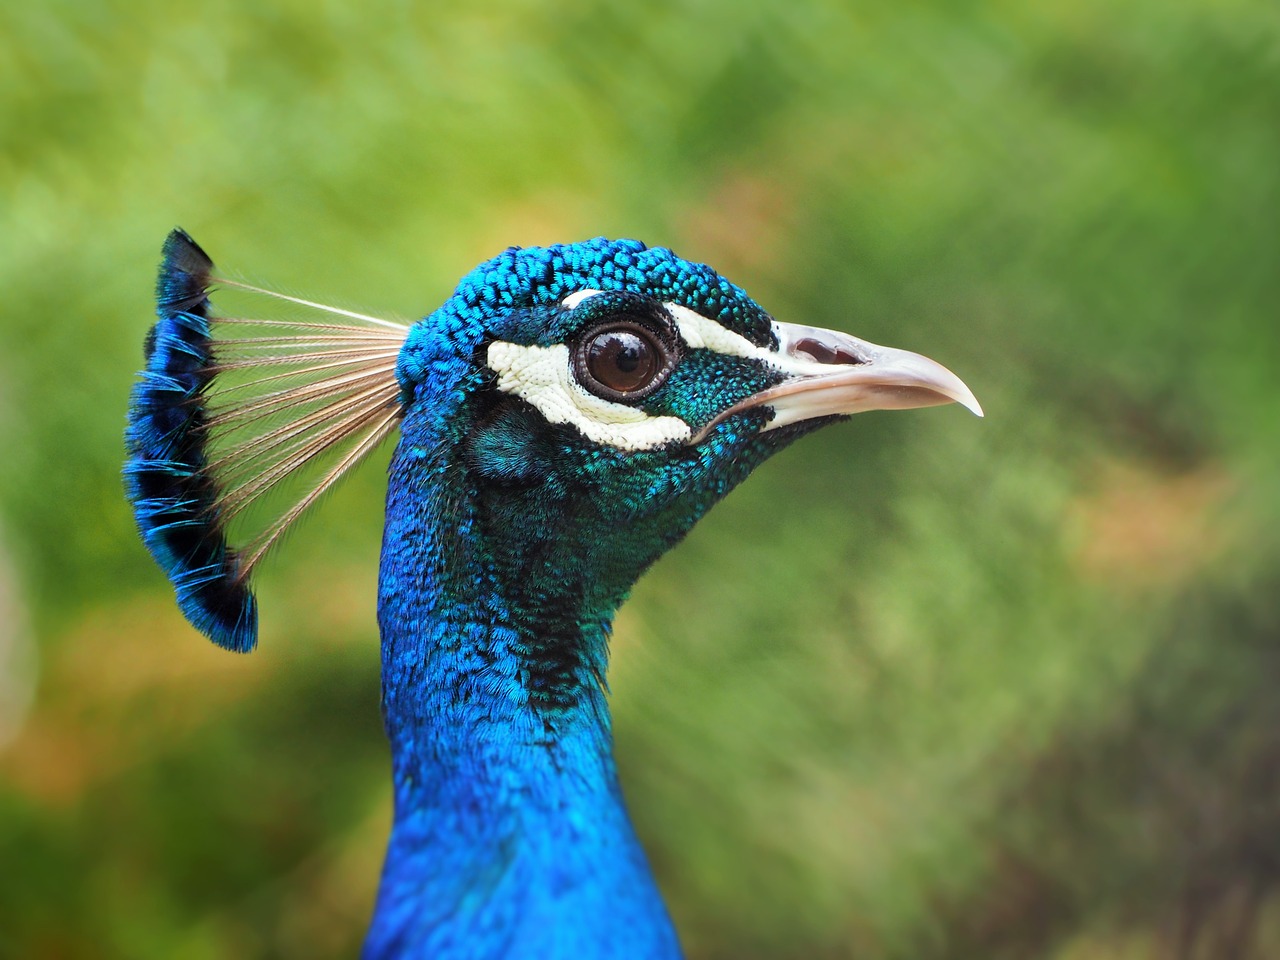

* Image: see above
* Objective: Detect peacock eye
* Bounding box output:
[572,319,677,402]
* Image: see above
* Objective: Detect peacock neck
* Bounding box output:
[364,415,681,959]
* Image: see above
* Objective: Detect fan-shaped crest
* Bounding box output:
[125,229,408,650]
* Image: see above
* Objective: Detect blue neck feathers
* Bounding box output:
[364,397,682,960]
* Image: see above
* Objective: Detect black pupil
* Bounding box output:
[586,329,658,394]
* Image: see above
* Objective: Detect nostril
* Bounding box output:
[792,337,867,366]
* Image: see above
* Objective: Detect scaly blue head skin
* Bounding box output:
[127,232,981,960]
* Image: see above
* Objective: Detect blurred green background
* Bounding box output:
[1,1,1277,957]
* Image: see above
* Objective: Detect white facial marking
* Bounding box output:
[486,341,692,451]
[560,291,821,376]
[489,291,850,450]
[560,289,603,310]
[664,302,844,379]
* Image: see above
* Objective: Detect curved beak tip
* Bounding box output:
[953,386,985,419]
[877,347,984,420]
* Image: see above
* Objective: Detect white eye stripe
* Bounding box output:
[493,294,812,452]
[560,289,603,310]
[663,302,762,360]
[663,302,839,378]
[559,291,817,376]
[487,341,691,451]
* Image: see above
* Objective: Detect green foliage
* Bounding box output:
[1,1,1277,957]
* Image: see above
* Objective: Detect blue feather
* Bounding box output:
[124,228,257,651]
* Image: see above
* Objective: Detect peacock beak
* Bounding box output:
[690,320,982,443]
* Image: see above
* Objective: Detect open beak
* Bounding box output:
[691,320,982,442]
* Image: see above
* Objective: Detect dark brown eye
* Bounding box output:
[588,329,657,391]
[573,320,676,402]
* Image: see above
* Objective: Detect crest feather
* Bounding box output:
[124,229,407,650]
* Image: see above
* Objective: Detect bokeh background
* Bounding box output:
[2,1,1278,957]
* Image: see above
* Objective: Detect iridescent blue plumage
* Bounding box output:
[127,231,980,959]
[125,230,257,651]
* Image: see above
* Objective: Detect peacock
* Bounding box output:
[125,228,981,959]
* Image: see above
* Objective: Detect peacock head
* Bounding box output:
[126,231,980,652]
[388,238,981,604]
